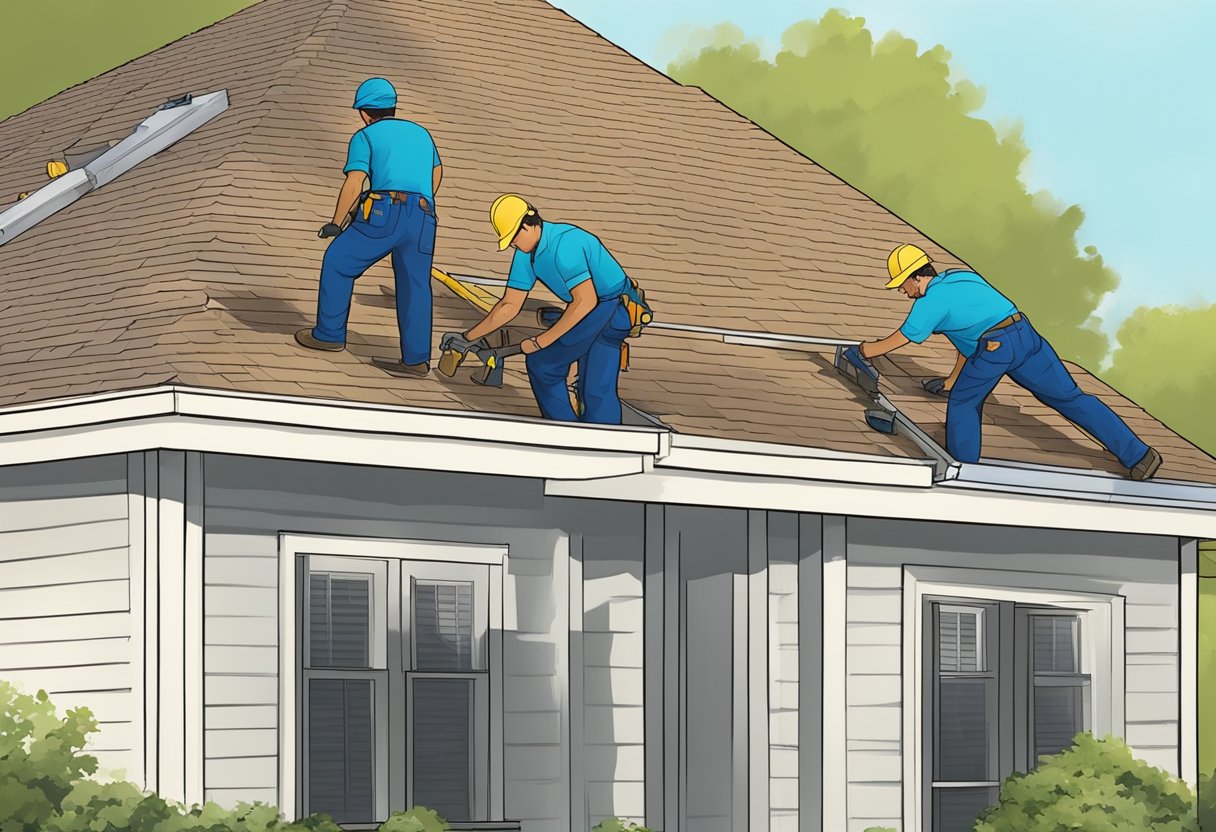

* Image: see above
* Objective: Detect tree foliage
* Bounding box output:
[667,11,1118,368]
[1105,303,1216,456]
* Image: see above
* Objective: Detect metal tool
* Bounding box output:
[437,331,521,388]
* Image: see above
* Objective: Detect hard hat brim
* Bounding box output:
[496,217,524,251]
[886,253,929,288]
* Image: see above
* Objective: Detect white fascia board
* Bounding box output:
[659,439,935,488]
[546,468,1216,538]
[0,385,663,480]
[0,91,228,248]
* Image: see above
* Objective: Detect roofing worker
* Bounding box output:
[295,77,441,378]
[462,195,633,424]
[859,244,1163,481]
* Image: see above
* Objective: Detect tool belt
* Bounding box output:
[358,191,434,221]
[617,277,653,371]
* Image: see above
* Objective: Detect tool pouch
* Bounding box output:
[619,278,653,338]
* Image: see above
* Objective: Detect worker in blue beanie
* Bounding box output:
[296,77,443,378]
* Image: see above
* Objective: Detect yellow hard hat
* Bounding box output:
[886,243,930,288]
[46,160,68,180]
[490,193,534,251]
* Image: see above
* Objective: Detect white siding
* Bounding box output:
[0,455,134,778]
[768,513,799,832]
[845,519,1180,831]
[202,454,643,831]
[582,529,646,828]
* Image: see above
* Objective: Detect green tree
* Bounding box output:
[1105,303,1216,455]
[667,11,1118,369]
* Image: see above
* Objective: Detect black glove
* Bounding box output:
[318,223,342,239]
[922,377,949,397]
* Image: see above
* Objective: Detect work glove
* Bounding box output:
[318,223,342,239]
[841,345,879,382]
[922,377,950,397]
[439,332,464,352]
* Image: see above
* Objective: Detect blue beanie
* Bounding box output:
[354,77,397,110]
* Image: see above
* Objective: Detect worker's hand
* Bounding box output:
[318,223,342,239]
[520,336,543,355]
[922,377,950,397]
[858,341,874,360]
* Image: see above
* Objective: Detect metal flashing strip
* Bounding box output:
[0,90,228,247]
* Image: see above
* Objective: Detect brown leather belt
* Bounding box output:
[982,312,1022,337]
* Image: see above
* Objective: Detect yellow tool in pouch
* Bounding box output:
[617,278,652,371]
[361,193,376,222]
[620,277,653,338]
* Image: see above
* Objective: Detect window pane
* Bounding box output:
[1033,616,1079,673]
[414,580,475,671]
[938,608,982,672]
[412,678,473,821]
[937,678,994,780]
[308,679,374,822]
[933,786,998,832]
[309,573,371,668]
[1033,685,1086,762]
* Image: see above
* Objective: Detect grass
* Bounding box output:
[0,0,259,123]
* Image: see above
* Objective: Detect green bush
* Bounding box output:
[1199,771,1216,831]
[0,680,453,832]
[0,680,100,832]
[590,819,656,832]
[975,734,1197,832]
[379,806,449,832]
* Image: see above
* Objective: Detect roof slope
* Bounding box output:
[0,0,1211,481]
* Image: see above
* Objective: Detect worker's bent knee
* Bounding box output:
[525,352,567,383]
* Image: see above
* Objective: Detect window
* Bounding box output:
[925,598,1093,832]
[298,554,492,824]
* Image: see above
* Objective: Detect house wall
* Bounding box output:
[843,518,1181,832]
[0,455,136,778]
[201,453,646,832]
[767,513,800,832]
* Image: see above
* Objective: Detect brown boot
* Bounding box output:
[373,356,430,378]
[294,328,345,352]
[1129,447,1162,481]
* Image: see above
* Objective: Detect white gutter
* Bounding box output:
[0,384,668,481]
[947,459,1216,512]
[0,90,229,247]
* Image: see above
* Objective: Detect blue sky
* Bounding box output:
[548,0,1214,338]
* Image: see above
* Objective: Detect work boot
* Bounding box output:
[295,328,345,352]
[1129,447,1163,481]
[373,356,430,378]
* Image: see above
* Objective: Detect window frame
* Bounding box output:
[279,534,507,825]
[903,567,1123,832]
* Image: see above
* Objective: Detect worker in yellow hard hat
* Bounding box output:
[461,195,635,424]
[859,243,1161,481]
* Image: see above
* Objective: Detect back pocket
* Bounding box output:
[418,212,437,256]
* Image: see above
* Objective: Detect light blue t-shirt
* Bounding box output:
[899,269,1018,356]
[343,119,441,203]
[506,223,629,302]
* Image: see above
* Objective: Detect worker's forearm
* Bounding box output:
[433,165,443,197]
[465,300,521,342]
[860,331,909,359]
[538,299,595,348]
[332,178,366,226]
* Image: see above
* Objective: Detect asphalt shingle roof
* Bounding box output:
[0,0,1212,482]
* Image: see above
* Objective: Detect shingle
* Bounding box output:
[0,0,1211,482]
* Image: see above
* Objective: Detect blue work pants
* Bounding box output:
[312,194,435,365]
[525,297,630,425]
[947,317,1148,467]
